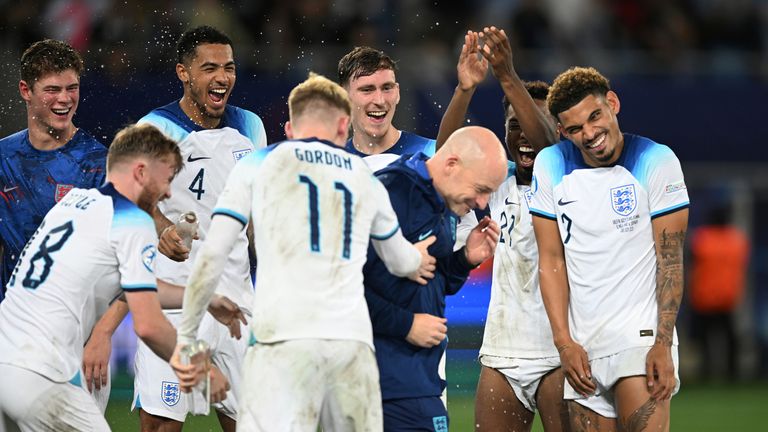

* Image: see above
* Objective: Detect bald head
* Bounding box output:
[427,126,507,215]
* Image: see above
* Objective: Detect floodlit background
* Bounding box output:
[1,1,767,430]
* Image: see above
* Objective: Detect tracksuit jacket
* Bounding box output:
[363,152,477,401]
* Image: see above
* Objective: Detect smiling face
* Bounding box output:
[20,69,79,139]
[178,43,236,128]
[557,92,623,167]
[346,68,400,146]
[505,98,550,183]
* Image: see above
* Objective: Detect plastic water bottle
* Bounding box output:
[179,339,211,416]
[176,211,198,249]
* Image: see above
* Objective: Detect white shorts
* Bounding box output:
[480,354,561,412]
[132,310,248,422]
[78,364,110,414]
[563,346,680,418]
[238,339,382,432]
[0,364,110,431]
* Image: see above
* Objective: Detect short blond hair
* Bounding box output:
[288,73,351,122]
[547,66,610,119]
[107,124,182,173]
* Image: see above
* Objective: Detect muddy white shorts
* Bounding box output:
[0,364,110,431]
[563,345,680,418]
[132,310,248,421]
[238,339,382,432]
[480,354,561,412]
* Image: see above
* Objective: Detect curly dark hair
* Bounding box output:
[20,39,83,84]
[502,80,550,112]
[547,67,610,119]
[176,26,233,65]
[337,46,397,87]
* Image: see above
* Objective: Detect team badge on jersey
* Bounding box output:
[55,184,74,202]
[142,244,157,273]
[232,148,252,162]
[161,381,181,406]
[610,184,636,216]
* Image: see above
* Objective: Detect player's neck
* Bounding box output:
[27,123,77,151]
[352,128,401,155]
[179,96,221,129]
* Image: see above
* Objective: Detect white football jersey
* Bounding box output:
[530,134,689,358]
[213,139,403,347]
[460,166,558,359]
[0,184,158,383]
[138,104,267,310]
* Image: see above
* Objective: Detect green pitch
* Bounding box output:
[105,381,766,431]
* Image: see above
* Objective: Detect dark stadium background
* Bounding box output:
[1,1,766,430]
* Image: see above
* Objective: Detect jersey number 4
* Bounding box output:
[299,175,352,259]
[189,168,206,200]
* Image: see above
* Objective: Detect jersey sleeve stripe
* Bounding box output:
[122,285,158,292]
[650,202,690,219]
[371,224,400,240]
[530,208,557,220]
[213,208,248,226]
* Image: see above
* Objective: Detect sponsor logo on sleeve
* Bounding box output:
[232,148,253,162]
[664,181,687,195]
[142,244,157,273]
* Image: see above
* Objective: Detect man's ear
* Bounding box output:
[133,161,148,185]
[19,80,32,102]
[606,90,620,115]
[337,115,350,143]
[284,120,294,140]
[176,63,189,84]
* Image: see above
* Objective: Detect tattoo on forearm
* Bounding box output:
[655,229,686,345]
[620,398,656,432]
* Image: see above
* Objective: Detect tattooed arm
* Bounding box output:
[647,208,688,400]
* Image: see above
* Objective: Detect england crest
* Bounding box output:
[161,381,181,406]
[610,184,636,216]
[55,184,74,202]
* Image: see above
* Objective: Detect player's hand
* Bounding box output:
[408,236,437,285]
[82,332,111,392]
[559,342,596,397]
[457,30,488,91]
[646,342,675,400]
[464,217,500,266]
[478,26,516,84]
[209,366,231,404]
[406,313,448,348]
[159,225,191,262]
[169,344,202,393]
[208,295,248,340]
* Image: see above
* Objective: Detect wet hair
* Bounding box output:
[176,26,233,65]
[107,124,183,173]
[289,72,351,121]
[20,39,83,85]
[502,80,550,113]
[547,67,610,119]
[337,46,397,87]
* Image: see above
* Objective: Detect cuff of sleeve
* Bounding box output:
[395,313,415,339]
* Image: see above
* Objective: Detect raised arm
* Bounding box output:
[435,31,488,150]
[646,208,688,400]
[532,215,595,396]
[479,26,558,151]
